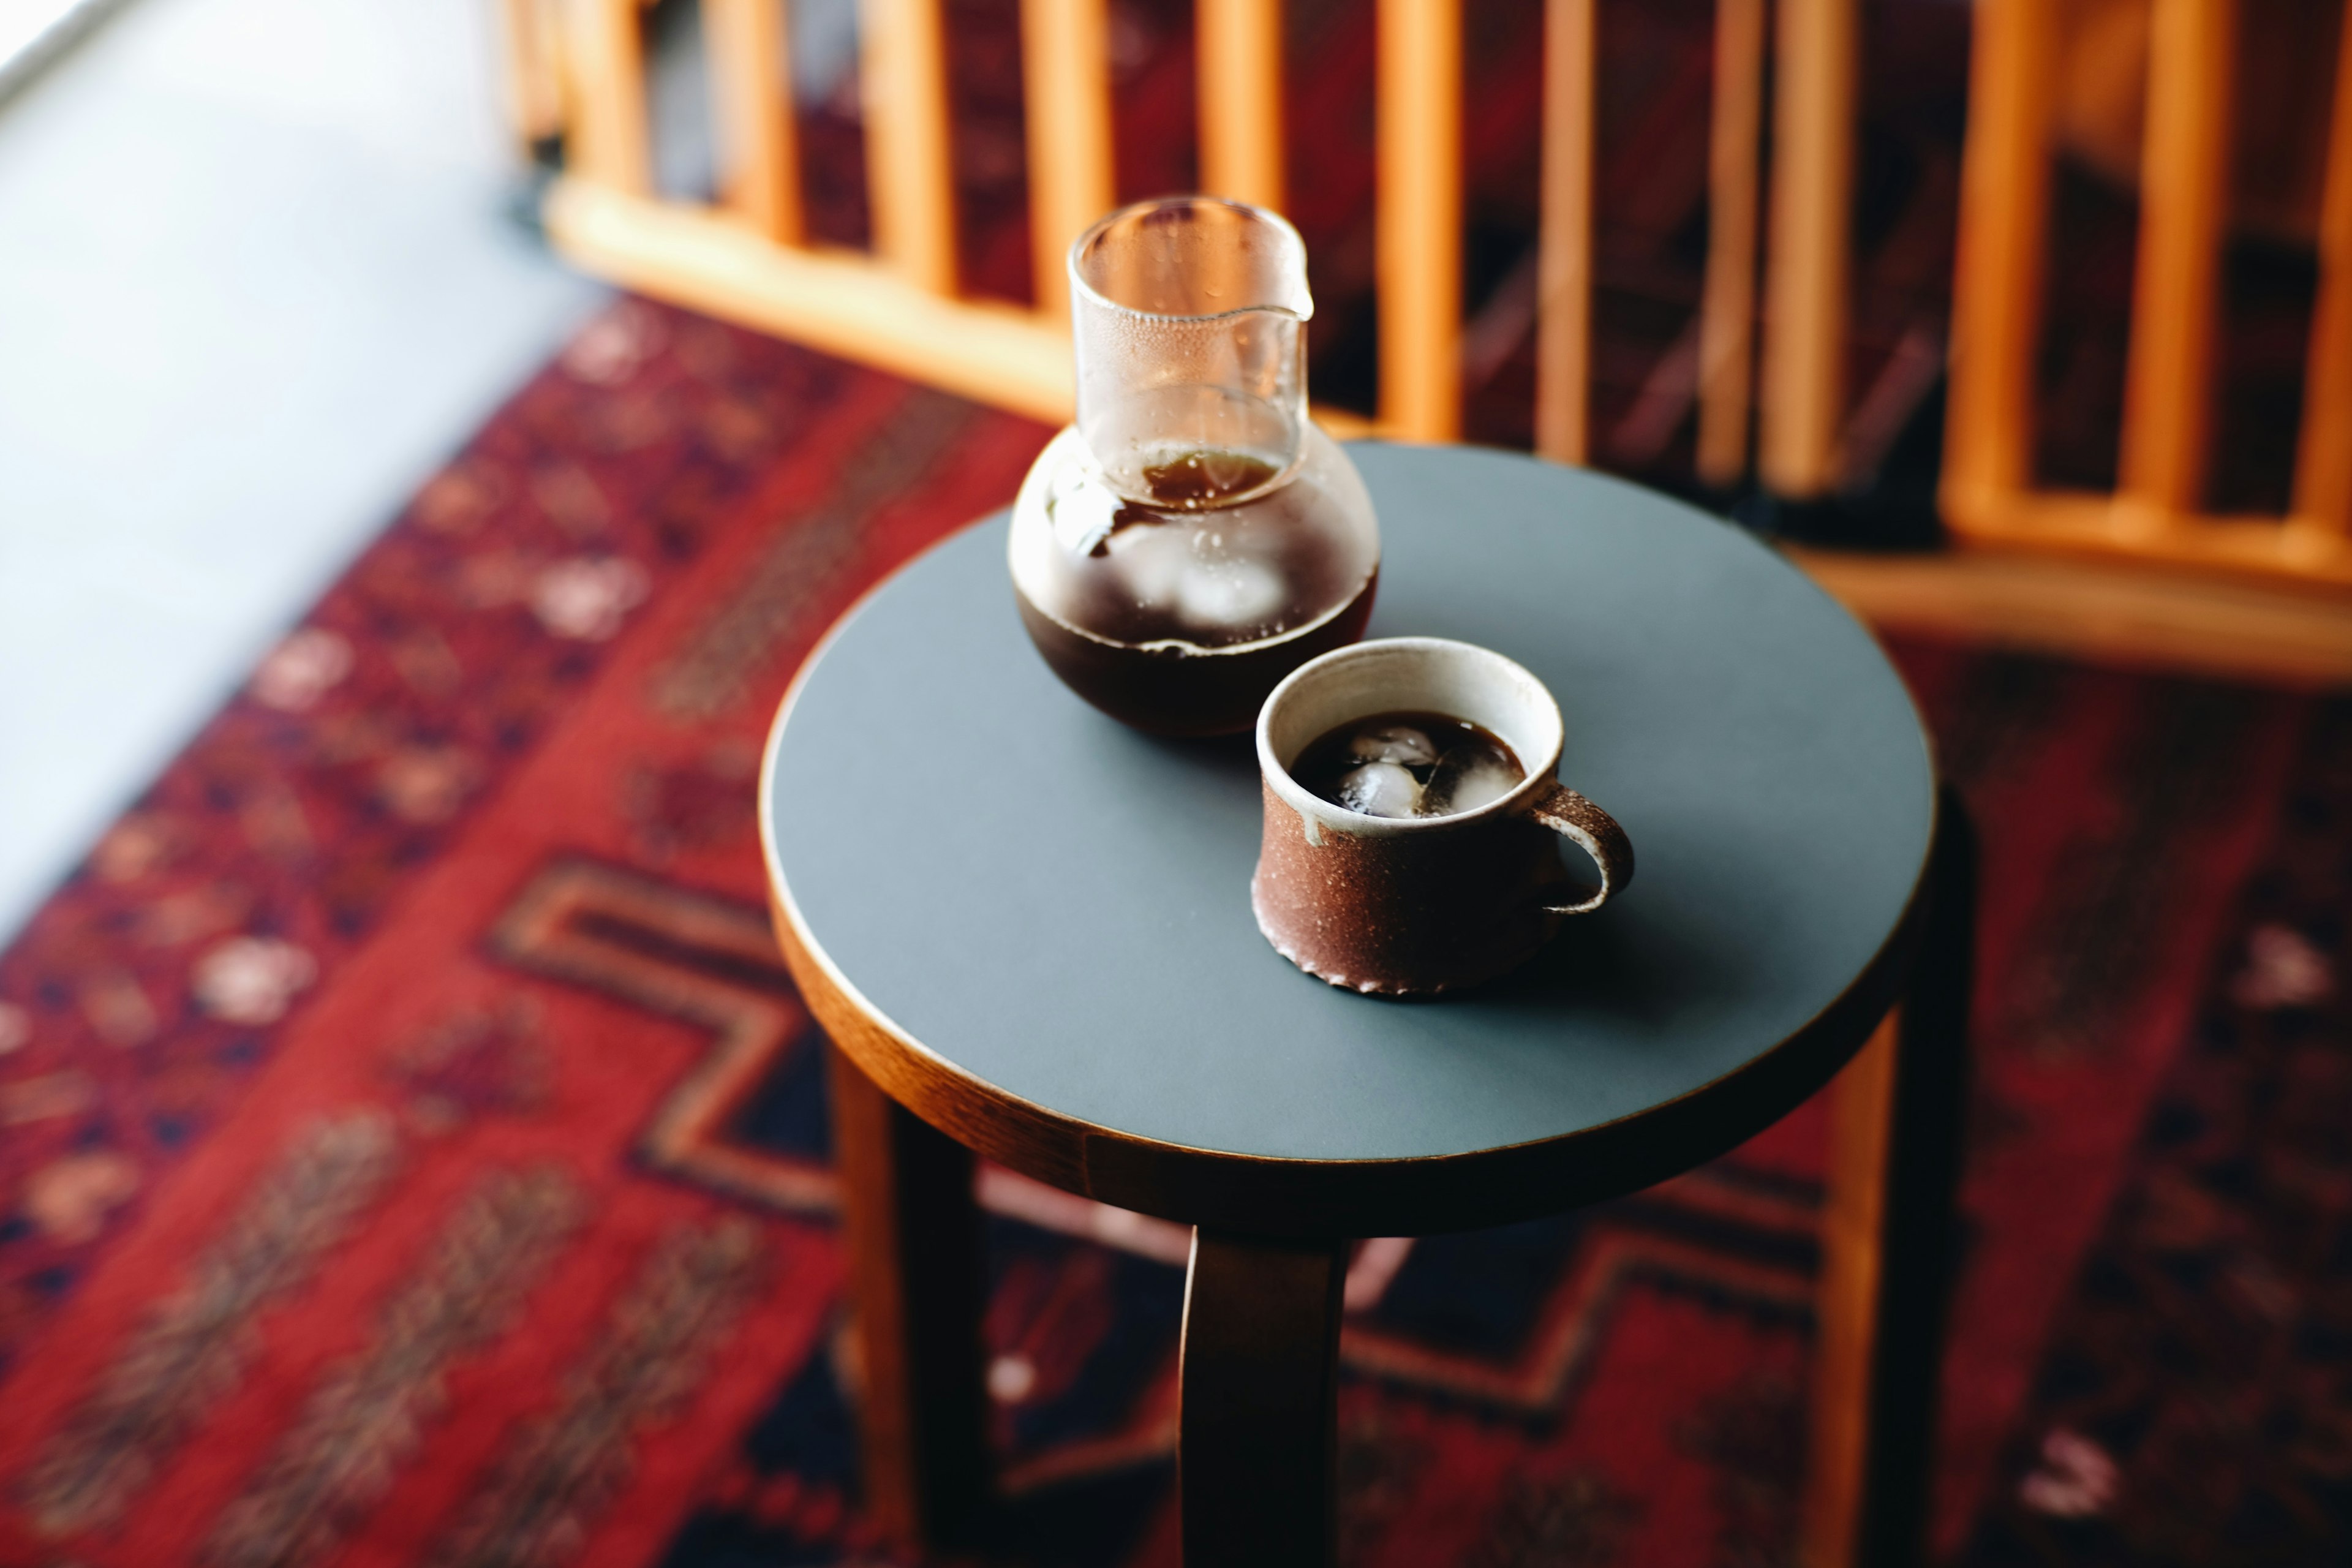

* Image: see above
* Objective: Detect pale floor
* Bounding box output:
[0,0,610,943]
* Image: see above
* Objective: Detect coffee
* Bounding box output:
[1009,439,1381,736]
[1015,580,1379,739]
[1289,710,1526,820]
[1142,449,1280,507]
[1082,451,1284,557]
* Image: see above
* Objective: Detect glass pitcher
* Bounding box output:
[1008,197,1380,736]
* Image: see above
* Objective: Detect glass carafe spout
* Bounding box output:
[1071,198,1314,507]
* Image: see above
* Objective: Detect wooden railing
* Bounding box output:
[516,0,1343,428]
[511,0,2352,595]
[1945,0,2352,587]
[505,0,1869,488]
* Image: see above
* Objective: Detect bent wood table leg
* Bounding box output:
[1179,1230,1351,1568]
[826,1044,992,1552]
[1803,789,1978,1568]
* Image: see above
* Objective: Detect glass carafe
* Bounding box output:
[1009,197,1380,736]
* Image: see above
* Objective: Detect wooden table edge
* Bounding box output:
[764,843,1932,1240]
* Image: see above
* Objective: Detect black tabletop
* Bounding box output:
[765,445,1934,1221]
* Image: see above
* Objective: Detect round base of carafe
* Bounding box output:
[1016,573,1379,737]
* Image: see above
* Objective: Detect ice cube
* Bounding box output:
[1176,557,1284,630]
[1347,724,1439,766]
[1336,761,1423,818]
[1420,745,1521,816]
[1046,469,1122,557]
[1112,528,1189,608]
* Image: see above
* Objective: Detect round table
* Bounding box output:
[761,444,1960,1566]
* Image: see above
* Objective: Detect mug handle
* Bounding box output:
[1529,783,1635,915]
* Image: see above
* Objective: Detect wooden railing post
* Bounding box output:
[1534,0,1595,467]
[1942,0,2057,525]
[565,0,652,194]
[1761,0,1856,498]
[2117,0,2236,531]
[1023,0,1118,319]
[499,0,567,149]
[706,0,805,243]
[1695,0,1766,488]
[862,0,960,295]
[1377,0,1463,443]
[2292,12,2352,538]
[1198,0,1286,212]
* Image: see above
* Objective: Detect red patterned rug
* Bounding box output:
[1,296,2346,1568]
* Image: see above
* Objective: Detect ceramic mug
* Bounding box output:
[1251,637,1635,994]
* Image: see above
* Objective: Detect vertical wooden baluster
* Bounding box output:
[2117,0,2236,530]
[499,0,567,149]
[1198,0,1286,212]
[1942,0,2058,525]
[1378,0,1463,442]
[1761,0,1856,498]
[1534,0,1595,466]
[1023,0,1117,319]
[1694,0,1765,488]
[707,0,804,243]
[565,0,654,194]
[2292,12,2352,536]
[862,0,960,294]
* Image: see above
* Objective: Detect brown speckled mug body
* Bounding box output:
[1252,638,1635,995]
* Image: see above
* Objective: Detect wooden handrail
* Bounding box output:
[1695,0,1766,487]
[1762,0,1856,498]
[2293,13,2352,535]
[862,0,959,294]
[2117,0,2236,529]
[1534,0,1595,466]
[706,0,804,243]
[1022,0,1115,319]
[548,181,1075,417]
[1377,0,1463,443]
[1197,0,1286,211]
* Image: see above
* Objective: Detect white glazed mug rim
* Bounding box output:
[1255,636,1569,835]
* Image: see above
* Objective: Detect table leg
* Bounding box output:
[1801,788,1977,1568]
[1179,1229,1350,1568]
[826,1043,991,1552]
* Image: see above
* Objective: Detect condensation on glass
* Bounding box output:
[1009,197,1381,736]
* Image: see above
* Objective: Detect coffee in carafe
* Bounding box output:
[1008,197,1380,736]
